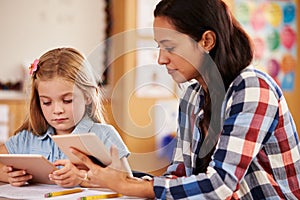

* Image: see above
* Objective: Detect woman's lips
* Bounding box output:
[167,69,176,74]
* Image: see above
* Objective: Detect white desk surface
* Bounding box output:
[0,183,146,200]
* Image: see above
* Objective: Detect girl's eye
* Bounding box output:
[42,102,51,106]
[63,99,73,104]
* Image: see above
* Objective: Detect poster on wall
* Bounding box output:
[234,0,297,91]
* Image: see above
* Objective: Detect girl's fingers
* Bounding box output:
[53,159,69,166]
[2,165,13,173]
[8,171,32,186]
[8,169,27,178]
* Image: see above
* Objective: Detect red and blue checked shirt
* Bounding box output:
[153,66,300,199]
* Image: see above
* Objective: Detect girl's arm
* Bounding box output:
[0,144,9,182]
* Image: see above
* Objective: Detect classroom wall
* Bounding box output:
[225,0,300,131]
[0,0,106,84]
[285,0,300,131]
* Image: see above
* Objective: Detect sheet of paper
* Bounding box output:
[0,184,144,199]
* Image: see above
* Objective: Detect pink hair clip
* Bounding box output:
[29,59,39,76]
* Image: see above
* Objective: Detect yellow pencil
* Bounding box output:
[79,193,123,200]
[44,188,84,198]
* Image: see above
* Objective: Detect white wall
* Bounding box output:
[0,0,106,83]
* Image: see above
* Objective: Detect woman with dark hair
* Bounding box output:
[71,0,300,199]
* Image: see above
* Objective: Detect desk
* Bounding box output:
[0,182,7,200]
[0,182,147,199]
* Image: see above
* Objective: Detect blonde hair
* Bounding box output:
[16,47,106,136]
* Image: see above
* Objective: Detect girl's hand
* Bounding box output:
[2,165,32,186]
[49,159,86,187]
[70,146,128,190]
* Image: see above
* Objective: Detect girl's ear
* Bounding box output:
[85,96,92,105]
[198,30,216,52]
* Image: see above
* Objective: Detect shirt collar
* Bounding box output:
[71,115,94,134]
[39,126,55,140]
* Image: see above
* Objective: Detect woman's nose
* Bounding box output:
[157,49,169,65]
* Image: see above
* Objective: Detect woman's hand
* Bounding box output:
[2,165,32,186]
[49,159,86,187]
[70,146,128,190]
[71,146,155,198]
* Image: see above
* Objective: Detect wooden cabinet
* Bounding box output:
[0,94,27,143]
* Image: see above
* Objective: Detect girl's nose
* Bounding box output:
[53,102,64,114]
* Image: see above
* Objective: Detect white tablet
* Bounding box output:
[0,154,57,184]
[51,133,112,166]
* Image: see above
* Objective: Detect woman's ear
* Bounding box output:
[199,30,216,52]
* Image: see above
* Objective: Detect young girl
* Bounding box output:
[71,0,300,199]
[0,47,131,188]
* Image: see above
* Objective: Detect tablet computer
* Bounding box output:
[0,154,57,184]
[51,133,112,167]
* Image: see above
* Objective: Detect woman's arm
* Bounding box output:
[116,176,154,198]
[71,146,155,198]
[49,152,133,188]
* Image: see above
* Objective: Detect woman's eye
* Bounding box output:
[165,47,175,52]
[157,45,174,52]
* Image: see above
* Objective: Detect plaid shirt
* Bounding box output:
[163,82,205,177]
[153,67,300,199]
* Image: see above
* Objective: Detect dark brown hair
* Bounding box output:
[154,0,253,89]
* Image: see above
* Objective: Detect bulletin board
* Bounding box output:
[234,0,297,91]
